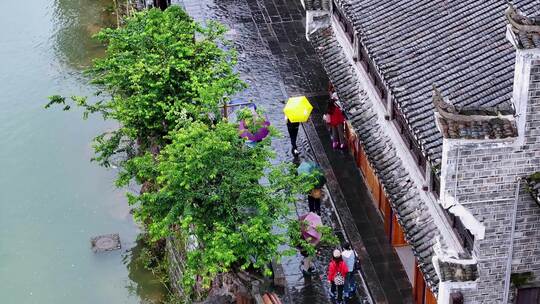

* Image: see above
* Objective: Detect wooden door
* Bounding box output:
[425,287,437,304]
[353,139,362,168]
[391,214,407,247]
[345,123,358,162]
[363,164,380,209]
[381,193,392,236]
[516,288,540,303]
[357,145,368,178]
[413,262,425,304]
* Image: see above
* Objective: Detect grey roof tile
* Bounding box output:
[438,261,479,282]
[310,26,479,291]
[432,86,518,139]
[304,0,332,11]
[333,0,536,169]
[507,5,540,49]
[309,26,444,290]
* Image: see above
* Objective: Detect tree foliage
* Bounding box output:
[46,6,244,166]
[117,121,303,293]
[46,6,333,300]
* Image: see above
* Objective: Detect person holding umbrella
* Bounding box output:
[308,188,322,215]
[298,212,323,274]
[286,118,300,156]
[283,96,313,157]
[297,161,327,215]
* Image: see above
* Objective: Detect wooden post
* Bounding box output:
[223,102,229,120]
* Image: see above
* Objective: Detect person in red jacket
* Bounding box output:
[325,98,346,150]
[328,249,349,303]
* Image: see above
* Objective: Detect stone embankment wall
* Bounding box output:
[166,237,185,298]
[166,237,273,303]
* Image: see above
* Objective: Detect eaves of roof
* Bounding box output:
[309,25,480,291]
[310,25,440,290]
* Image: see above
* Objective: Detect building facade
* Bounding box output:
[303,1,540,303]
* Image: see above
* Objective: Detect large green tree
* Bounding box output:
[47,6,244,166]
[117,120,304,293]
[47,6,331,300]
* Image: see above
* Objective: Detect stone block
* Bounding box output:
[90,233,121,253]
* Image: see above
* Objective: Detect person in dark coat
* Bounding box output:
[308,188,322,215]
[286,118,300,156]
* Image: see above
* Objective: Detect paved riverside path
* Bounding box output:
[303,96,414,304]
[177,0,412,303]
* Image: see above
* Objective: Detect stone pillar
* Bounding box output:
[304,0,332,41]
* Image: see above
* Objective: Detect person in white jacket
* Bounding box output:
[341,243,356,298]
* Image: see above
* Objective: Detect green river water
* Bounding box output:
[0,0,165,303]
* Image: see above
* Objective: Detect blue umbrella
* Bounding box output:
[297,161,326,188]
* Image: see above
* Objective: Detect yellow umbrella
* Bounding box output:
[283,96,313,123]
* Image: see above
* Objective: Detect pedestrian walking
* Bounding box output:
[328,249,348,304]
[308,188,322,215]
[286,117,300,156]
[341,243,356,299]
[300,248,316,275]
[324,98,346,150]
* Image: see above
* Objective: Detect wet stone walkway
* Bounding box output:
[303,97,414,304]
[177,0,370,303]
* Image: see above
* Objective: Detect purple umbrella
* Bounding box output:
[239,118,271,142]
[299,212,322,245]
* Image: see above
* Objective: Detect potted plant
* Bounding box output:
[237,108,271,142]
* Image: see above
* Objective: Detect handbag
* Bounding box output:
[334,271,345,286]
[323,114,330,124]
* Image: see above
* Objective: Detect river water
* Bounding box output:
[0,0,164,303]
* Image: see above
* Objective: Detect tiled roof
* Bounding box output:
[506,5,540,49]
[438,260,478,282]
[310,25,440,291]
[333,0,537,168]
[310,25,479,291]
[304,0,331,10]
[526,172,540,206]
[433,87,518,140]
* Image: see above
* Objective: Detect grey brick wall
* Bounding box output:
[439,59,540,303]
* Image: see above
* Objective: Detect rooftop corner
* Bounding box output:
[432,86,518,140]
